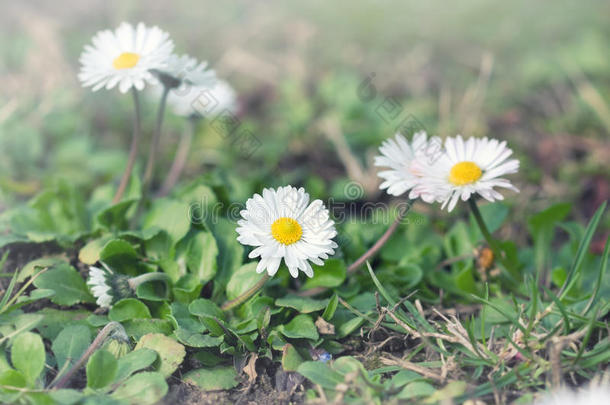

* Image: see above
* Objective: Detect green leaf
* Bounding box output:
[527,203,571,280]
[79,235,113,265]
[11,331,45,385]
[48,389,84,405]
[172,274,204,303]
[0,370,27,403]
[143,199,191,244]
[389,370,423,388]
[9,182,89,246]
[189,298,225,320]
[225,262,265,301]
[99,239,139,274]
[168,302,203,333]
[277,314,319,340]
[86,349,117,389]
[424,381,467,403]
[122,319,173,340]
[109,299,152,322]
[111,372,168,405]
[282,344,304,371]
[183,366,239,391]
[114,349,158,382]
[18,256,65,282]
[175,329,223,348]
[135,278,170,302]
[52,325,92,373]
[391,263,423,289]
[297,361,343,389]
[32,263,94,306]
[471,202,509,235]
[275,296,329,313]
[398,381,436,399]
[134,333,185,377]
[206,218,244,291]
[186,231,218,283]
[455,265,478,295]
[322,294,339,321]
[302,259,346,289]
[189,298,226,336]
[96,199,137,230]
[35,308,88,341]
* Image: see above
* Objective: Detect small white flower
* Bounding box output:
[166,79,236,118]
[374,131,441,201]
[236,186,337,278]
[412,135,520,212]
[87,266,114,308]
[78,22,174,93]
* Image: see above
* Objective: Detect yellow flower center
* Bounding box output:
[113,52,140,70]
[271,217,303,245]
[449,161,482,186]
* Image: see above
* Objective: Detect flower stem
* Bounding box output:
[52,322,122,389]
[221,274,271,311]
[128,272,171,289]
[158,116,197,197]
[347,203,410,274]
[468,199,519,283]
[113,89,141,204]
[142,85,170,192]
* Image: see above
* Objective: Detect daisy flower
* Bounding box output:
[87,264,171,308]
[236,186,338,278]
[79,22,174,93]
[413,135,520,212]
[87,265,128,308]
[374,131,442,201]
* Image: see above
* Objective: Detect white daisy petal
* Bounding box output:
[236,186,337,278]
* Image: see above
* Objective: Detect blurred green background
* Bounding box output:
[1,0,609,233]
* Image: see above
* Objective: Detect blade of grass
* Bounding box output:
[541,286,571,335]
[457,363,531,401]
[366,261,419,331]
[465,314,496,363]
[366,261,396,306]
[525,276,539,338]
[577,342,610,368]
[571,307,600,366]
[558,202,606,300]
[581,235,609,316]
[0,267,18,310]
[2,268,48,312]
[479,283,490,349]
[471,295,527,335]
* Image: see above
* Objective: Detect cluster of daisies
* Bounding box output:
[80,24,519,307]
[233,131,519,281]
[375,131,520,212]
[88,129,519,306]
[78,22,235,117]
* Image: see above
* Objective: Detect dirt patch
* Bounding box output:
[166,364,307,405]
